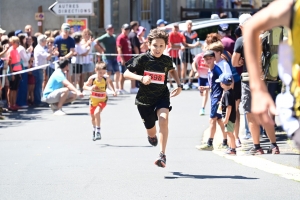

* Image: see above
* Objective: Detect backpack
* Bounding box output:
[261,27,284,81]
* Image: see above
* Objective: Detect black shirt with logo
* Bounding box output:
[221,89,236,123]
[126,51,174,106]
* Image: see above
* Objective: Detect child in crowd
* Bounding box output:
[83,62,117,141]
[7,36,22,111]
[216,73,237,155]
[196,50,226,150]
[192,52,209,115]
[27,56,35,105]
[208,41,232,76]
[124,28,182,168]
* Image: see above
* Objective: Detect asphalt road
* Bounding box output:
[0,83,299,200]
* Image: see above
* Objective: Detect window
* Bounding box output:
[141,0,151,21]
[186,0,198,17]
[164,0,171,22]
[112,0,119,29]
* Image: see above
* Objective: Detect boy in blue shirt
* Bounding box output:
[196,50,226,150]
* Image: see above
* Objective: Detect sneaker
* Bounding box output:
[183,83,190,90]
[236,139,242,148]
[53,109,66,116]
[97,132,101,140]
[199,108,205,116]
[148,135,158,146]
[93,131,97,141]
[196,144,214,151]
[50,104,58,111]
[154,152,166,168]
[248,147,264,155]
[218,144,229,149]
[8,106,18,111]
[243,133,252,140]
[225,148,236,155]
[130,87,139,94]
[267,146,280,154]
[188,83,193,89]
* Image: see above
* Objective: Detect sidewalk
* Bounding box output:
[199,114,300,181]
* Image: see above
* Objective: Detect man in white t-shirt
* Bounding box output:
[73,34,89,90]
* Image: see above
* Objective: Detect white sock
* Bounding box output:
[96,127,100,133]
[93,127,96,132]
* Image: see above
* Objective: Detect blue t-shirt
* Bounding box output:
[223,50,241,82]
[43,69,66,98]
[54,35,75,57]
[208,65,223,100]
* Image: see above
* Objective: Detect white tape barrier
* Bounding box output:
[0,61,59,77]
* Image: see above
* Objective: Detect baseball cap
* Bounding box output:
[122,23,130,30]
[156,19,167,26]
[0,28,6,34]
[216,73,233,85]
[61,23,70,30]
[218,24,230,32]
[137,26,146,36]
[106,24,113,30]
[15,30,23,36]
[211,14,220,20]
[203,50,215,58]
[239,13,252,25]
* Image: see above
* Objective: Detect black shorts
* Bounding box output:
[172,57,181,66]
[9,74,21,90]
[181,51,194,64]
[137,99,172,129]
[234,80,242,100]
[73,64,83,74]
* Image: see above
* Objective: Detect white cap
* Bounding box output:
[239,14,252,25]
[211,14,220,20]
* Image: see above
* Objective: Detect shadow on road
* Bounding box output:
[0,107,48,128]
[164,172,259,180]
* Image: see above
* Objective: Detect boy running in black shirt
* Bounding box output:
[216,73,237,155]
[124,28,182,168]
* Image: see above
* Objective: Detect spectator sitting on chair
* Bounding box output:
[42,59,83,116]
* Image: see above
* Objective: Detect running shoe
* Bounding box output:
[225,148,236,155]
[236,139,242,148]
[248,147,264,155]
[154,152,166,168]
[97,132,101,140]
[148,135,158,146]
[267,146,280,154]
[53,109,66,116]
[196,144,214,151]
[199,108,205,116]
[93,131,96,141]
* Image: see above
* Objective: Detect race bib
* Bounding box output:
[144,71,165,84]
[91,91,107,99]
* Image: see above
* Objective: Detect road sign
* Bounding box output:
[35,12,45,21]
[49,2,94,16]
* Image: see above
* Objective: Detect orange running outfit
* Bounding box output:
[89,76,107,115]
